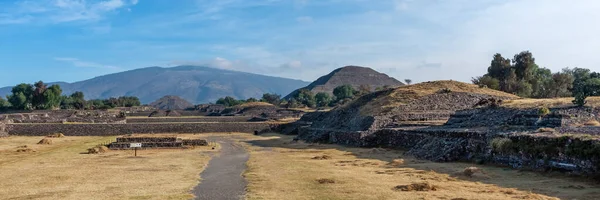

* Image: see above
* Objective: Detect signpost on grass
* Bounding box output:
[130,143,142,156]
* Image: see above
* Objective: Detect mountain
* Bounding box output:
[285,66,404,98]
[0,66,310,104]
[149,95,194,110]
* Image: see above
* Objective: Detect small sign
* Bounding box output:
[130,143,142,148]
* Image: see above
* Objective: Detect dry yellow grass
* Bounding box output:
[358,80,519,115]
[240,133,600,200]
[502,97,600,108]
[0,135,216,200]
[236,102,274,108]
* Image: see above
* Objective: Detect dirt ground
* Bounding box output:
[0,135,216,200]
[1,133,599,200]
[240,133,600,200]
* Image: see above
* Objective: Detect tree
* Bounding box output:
[246,97,258,103]
[315,92,332,107]
[43,85,63,109]
[32,81,48,109]
[404,79,412,85]
[0,97,9,110]
[7,83,34,110]
[261,93,281,105]
[70,91,86,109]
[471,75,500,90]
[216,96,242,107]
[549,69,574,97]
[333,85,355,101]
[513,51,538,81]
[293,89,316,108]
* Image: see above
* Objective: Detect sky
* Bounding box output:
[0,0,599,86]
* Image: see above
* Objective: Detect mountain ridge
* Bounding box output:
[0,66,310,104]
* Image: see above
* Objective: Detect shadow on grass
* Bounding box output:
[244,133,600,200]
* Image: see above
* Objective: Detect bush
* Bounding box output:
[573,93,587,107]
[437,88,452,94]
[490,138,513,153]
[538,107,551,116]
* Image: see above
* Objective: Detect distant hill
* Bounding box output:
[149,95,193,110]
[285,66,403,99]
[0,66,310,104]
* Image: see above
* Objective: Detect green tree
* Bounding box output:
[70,91,86,109]
[315,92,332,107]
[549,69,574,97]
[513,51,538,81]
[43,85,63,109]
[7,83,34,110]
[333,85,355,101]
[293,89,316,108]
[471,75,500,90]
[216,96,242,107]
[246,97,258,103]
[32,81,48,109]
[404,79,412,85]
[0,97,10,110]
[261,93,281,105]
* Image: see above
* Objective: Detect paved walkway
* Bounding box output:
[193,138,249,200]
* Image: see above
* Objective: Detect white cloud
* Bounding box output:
[54,57,120,69]
[1,0,136,24]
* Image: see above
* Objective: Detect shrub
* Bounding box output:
[490,138,513,153]
[573,93,587,107]
[437,88,452,94]
[538,107,551,116]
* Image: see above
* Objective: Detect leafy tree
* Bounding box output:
[42,85,63,109]
[216,96,243,107]
[404,79,412,85]
[246,97,258,103]
[472,75,500,90]
[549,69,574,97]
[293,89,316,108]
[261,93,281,105]
[333,85,355,101]
[513,51,538,81]
[70,91,86,109]
[315,92,332,107]
[32,81,48,109]
[8,92,28,110]
[0,97,10,110]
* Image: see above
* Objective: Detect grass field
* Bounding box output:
[0,135,216,200]
[241,133,600,200]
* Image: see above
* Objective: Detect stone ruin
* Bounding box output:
[0,120,7,137]
[107,135,208,149]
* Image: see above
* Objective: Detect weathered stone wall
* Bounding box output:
[297,127,600,177]
[126,116,253,123]
[0,121,7,137]
[7,122,276,136]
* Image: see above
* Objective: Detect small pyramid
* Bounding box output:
[149,95,194,110]
[285,66,403,98]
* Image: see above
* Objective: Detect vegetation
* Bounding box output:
[315,92,332,107]
[216,96,244,107]
[404,79,412,85]
[3,81,140,111]
[473,51,600,106]
[261,93,281,105]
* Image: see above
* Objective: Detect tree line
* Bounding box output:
[215,84,392,108]
[0,81,141,111]
[472,51,600,106]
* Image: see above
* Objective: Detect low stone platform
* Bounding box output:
[108,136,208,149]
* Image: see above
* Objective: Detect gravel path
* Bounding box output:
[193,138,249,200]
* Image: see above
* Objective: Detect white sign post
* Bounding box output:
[130,143,142,156]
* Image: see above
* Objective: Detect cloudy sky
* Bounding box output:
[0,0,599,86]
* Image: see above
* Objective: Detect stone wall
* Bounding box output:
[0,121,7,137]
[126,116,253,123]
[297,127,600,177]
[7,122,276,136]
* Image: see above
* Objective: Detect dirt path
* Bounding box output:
[193,138,249,200]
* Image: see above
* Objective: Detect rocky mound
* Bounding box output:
[217,102,304,120]
[150,95,193,110]
[285,66,403,99]
[300,80,519,132]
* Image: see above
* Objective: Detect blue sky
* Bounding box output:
[1,0,599,86]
